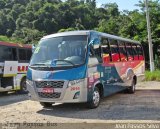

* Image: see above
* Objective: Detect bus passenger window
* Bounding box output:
[137,45,144,60]
[101,38,111,63]
[27,49,32,60]
[132,44,138,60]
[12,48,18,61]
[109,39,120,62]
[89,44,102,64]
[18,49,27,61]
[126,43,134,61]
[119,42,127,61]
[0,46,12,61]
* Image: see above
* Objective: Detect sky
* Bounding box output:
[96,0,141,11]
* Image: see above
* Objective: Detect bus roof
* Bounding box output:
[42,30,140,44]
[0,41,31,49]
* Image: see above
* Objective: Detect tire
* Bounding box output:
[19,77,28,94]
[128,79,136,94]
[87,87,101,109]
[40,102,53,108]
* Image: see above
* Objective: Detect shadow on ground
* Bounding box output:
[37,90,160,120]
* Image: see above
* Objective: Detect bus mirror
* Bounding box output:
[32,44,36,53]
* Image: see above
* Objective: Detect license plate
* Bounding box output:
[42,88,54,93]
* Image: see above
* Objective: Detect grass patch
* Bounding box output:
[0,35,23,44]
[145,70,160,81]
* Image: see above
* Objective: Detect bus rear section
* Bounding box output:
[27,30,145,108]
[0,41,32,94]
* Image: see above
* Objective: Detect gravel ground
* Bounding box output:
[0,81,160,124]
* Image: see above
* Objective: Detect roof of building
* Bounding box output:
[0,41,31,48]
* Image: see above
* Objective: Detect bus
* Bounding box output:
[27,30,145,108]
[0,41,32,94]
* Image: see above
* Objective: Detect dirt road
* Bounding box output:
[0,81,160,123]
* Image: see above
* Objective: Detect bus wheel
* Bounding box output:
[19,77,28,94]
[87,87,101,109]
[40,102,53,108]
[128,79,136,94]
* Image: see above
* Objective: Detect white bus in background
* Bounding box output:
[0,41,32,94]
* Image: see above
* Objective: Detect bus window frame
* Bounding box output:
[17,48,32,63]
[137,44,144,60]
[101,37,112,62]
[125,42,134,61]
[108,38,121,62]
[131,43,138,60]
[118,41,128,62]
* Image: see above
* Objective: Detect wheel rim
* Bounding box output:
[93,90,100,106]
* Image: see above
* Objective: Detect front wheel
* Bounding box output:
[19,77,28,94]
[87,87,101,109]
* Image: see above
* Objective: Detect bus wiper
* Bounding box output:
[53,59,75,66]
[30,63,48,67]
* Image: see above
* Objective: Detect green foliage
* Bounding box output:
[145,70,160,81]
[0,35,22,43]
[0,0,159,48]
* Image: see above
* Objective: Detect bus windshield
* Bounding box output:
[30,35,87,67]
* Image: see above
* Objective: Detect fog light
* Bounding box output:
[73,91,80,99]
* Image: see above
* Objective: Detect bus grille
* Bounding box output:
[35,81,64,88]
[38,92,61,99]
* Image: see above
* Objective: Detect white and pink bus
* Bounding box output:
[0,41,32,94]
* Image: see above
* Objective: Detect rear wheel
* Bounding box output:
[87,87,101,109]
[19,77,28,94]
[40,102,53,108]
[128,79,136,94]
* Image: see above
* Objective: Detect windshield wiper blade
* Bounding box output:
[30,63,47,67]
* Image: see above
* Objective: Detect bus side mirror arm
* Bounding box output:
[32,44,36,53]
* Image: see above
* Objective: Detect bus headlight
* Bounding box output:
[68,79,84,87]
[26,79,34,86]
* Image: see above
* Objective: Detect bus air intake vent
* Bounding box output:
[38,92,61,99]
[35,81,64,88]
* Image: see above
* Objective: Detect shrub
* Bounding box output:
[145,70,160,81]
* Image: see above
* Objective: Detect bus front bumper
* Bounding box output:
[26,79,88,103]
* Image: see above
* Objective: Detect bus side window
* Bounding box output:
[109,39,120,62]
[101,38,111,63]
[119,42,127,61]
[18,49,27,62]
[0,46,12,61]
[137,45,144,60]
[12,48,18,61]
[126,43,134,61]
[27,49,32,60]
[132,44,138,60]
[89,43,102,64]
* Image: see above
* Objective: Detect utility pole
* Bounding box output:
[145,0,155,72]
